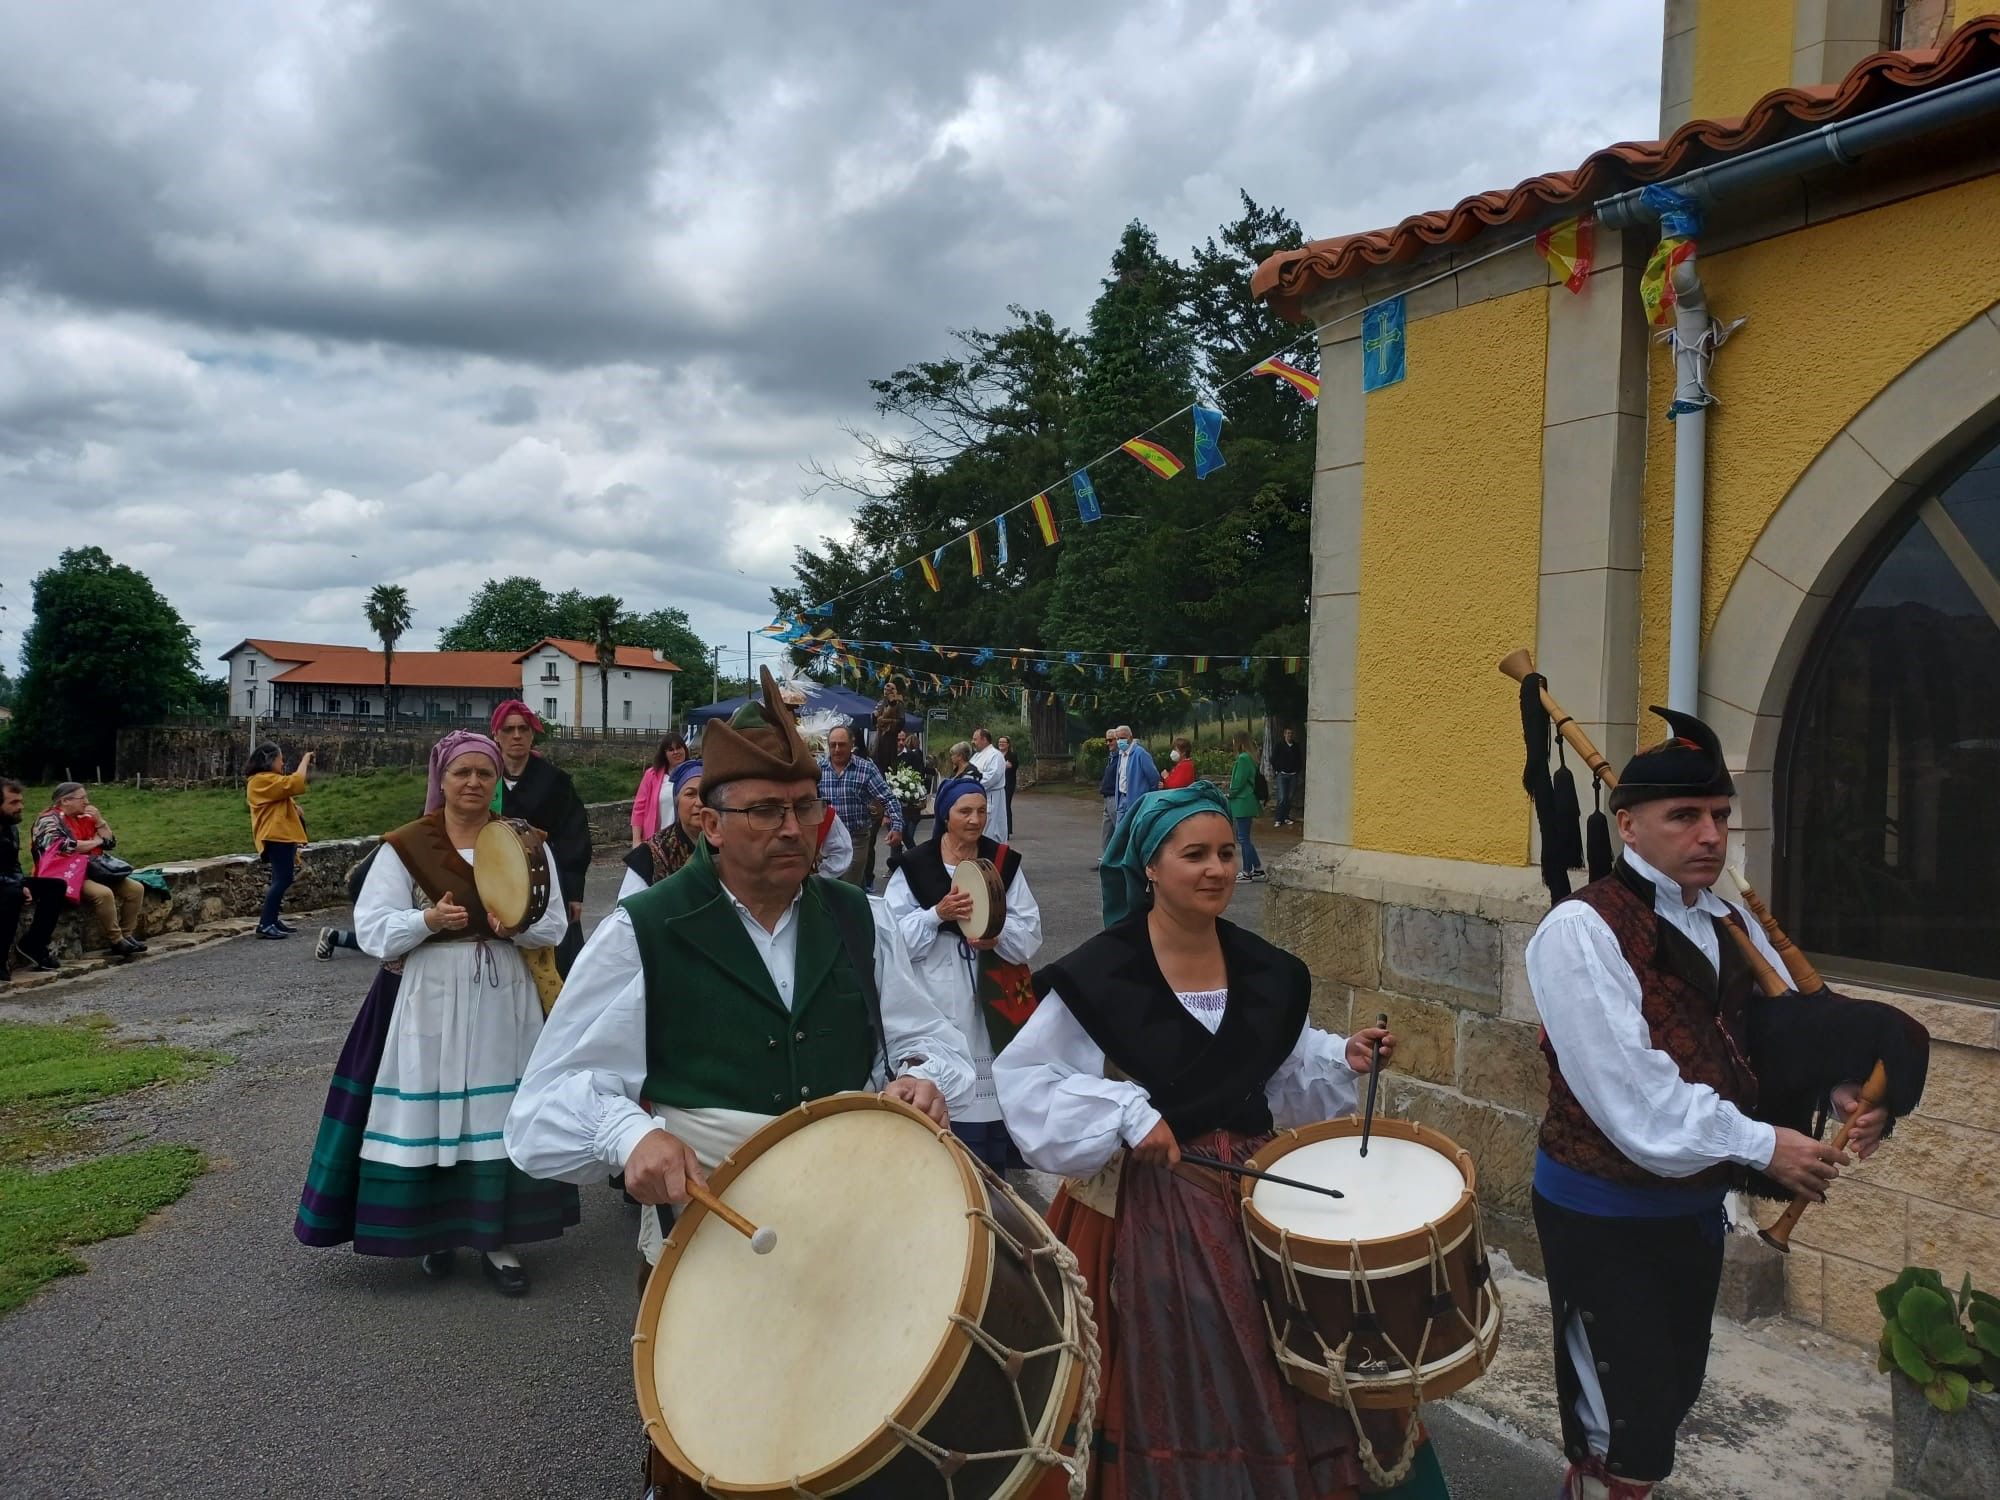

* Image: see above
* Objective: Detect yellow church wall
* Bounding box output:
[1690,0,1796,122]
[1351,289,1546,864]
[1636,171,2000,720]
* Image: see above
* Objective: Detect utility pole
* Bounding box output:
[746,630,753,696]
[710,644,721,703]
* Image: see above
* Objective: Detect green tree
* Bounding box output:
[437,576,559,652]
[11,547,204,777]
[363,584,414,724]
[587,594,623,732]
[0,665,16,709]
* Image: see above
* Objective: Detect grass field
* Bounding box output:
[57,761,650,866]
[0,1018,215,1313]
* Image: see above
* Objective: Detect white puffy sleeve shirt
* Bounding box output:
[354,837,570,961]
[1525,848,1794,1178]
[506,891,976,1184]
[992,988,1361,1178]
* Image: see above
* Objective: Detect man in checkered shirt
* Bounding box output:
[820,725,904,891]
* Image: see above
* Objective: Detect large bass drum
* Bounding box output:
[1240,1117,1501,1413]
[635,1093,1093,1498]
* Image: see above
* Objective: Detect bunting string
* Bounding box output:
[799,217,1576,617]
[764,617,1309,670]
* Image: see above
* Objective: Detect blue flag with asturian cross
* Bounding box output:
[1192,405,1226,478]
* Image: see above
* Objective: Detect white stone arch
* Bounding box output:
[1698,303,2000,890]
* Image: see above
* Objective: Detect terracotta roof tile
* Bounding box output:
[269,652,522,689]
[221,637,373,661]
[1252,16,2000,320]
[517,637,680,672]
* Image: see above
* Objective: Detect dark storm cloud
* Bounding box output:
[0,0,1657,670]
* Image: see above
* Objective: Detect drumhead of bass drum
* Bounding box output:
[645,1104,978,1489]
[473,820,531,929]
[1251,1133,1467,1243]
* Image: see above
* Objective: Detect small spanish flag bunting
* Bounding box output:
[1192,655,1209,674]
[918,553,940,592]
[1535,214,1595,295]
[1641,236,1696,327]
[1121,436,1184,479]
[1254,358,1320,401]
[1284,656,1301,674]
[968,528,985,579]
[1030,492,1061,545]
[1109,652,1127,669]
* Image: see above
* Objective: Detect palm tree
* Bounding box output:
[587,594,623,734]
[364,584,414,724]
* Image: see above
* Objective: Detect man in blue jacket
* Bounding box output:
[1093,728,1123,868]
[1113,727,1160,823]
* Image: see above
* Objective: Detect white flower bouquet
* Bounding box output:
[886,764,929,805]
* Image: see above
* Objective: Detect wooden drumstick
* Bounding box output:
[1360,1011,1388,1157]
[1759,1060,1888,1254]
[1180,1152,1345,1199]
[685,1180,777,1254]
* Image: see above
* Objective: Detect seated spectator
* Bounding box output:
[3,777,65,980]
[32,782,146,957]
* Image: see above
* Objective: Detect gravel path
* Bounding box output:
[0,790,1557,1498]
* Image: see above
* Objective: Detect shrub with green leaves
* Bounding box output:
[1877,1267,2000,1412]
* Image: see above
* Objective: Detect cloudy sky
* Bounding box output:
[0,0,1658,680]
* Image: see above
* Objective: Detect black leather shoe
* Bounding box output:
[129,937,149,952]
[21,947,60,972]
[110,937,142,958]
[421,1250,455,1278]
[482,1255,529,1297]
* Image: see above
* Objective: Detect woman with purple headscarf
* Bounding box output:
[294,731,579,1296]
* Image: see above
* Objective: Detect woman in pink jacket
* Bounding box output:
[628,730,689,846]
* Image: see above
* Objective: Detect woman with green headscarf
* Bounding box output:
[994,782,1450,1500]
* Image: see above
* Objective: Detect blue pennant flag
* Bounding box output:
[995,514,1010,568]
[918,639,935,654]
[973,647,995,667]
[1362,295,1407,392]
[810,602,835,617]
[1151,654,1168,668]
[1032,659,1049,674]
[1192,405,1226,479]
[1064,651,1082,668]
[1072,469,1102,524]
[893,566,906,581]
[931,546,947,572]
[1092,665,1106,680]
[1239,655,1252,671]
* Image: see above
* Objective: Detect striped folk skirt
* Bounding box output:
[293,966,579,1257]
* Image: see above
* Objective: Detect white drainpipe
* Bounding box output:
[1666,251,1723,714]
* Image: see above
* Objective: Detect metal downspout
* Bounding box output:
[1593,68,2000,713]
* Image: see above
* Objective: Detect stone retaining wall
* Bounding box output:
[9,801,638,962]
[1267,841,2000,1341]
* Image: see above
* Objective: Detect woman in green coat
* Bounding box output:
[1228,733,1266,881]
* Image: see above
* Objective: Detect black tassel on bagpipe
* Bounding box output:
[1586,773,1615,884]
[1548,742,1585,871]
[1519,673,1575,903]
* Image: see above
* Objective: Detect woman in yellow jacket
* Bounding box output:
[247,742,313,940]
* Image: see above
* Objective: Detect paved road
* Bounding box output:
[0,790,1559,1498]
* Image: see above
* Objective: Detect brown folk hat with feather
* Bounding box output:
[700,667,821,792]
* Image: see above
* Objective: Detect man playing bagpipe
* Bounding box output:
[1524,706,1929,1499]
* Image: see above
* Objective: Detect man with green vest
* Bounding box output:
[506,668,973,1273]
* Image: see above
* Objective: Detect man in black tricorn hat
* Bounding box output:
[1525,706,1928,1500]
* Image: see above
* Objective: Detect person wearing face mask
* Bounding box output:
[1111,724,1159,823]
[1160,735,1196,789]
[993,783,1436,1499]
[293,731,580,1297]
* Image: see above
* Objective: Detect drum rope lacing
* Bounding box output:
[873,1166,1101,1500]
[662,1163,1102,1500]
[1252,1201,1498,1490]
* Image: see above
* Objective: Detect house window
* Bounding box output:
[356,698,371,716]
[622,700,633,722]
[245,685,256,711]
[622,670,631,679]
[543,697,559,721]
[248,658,256,677]
[1780,432,2000,993]
[457,700,472,718]
[327,697,341,714]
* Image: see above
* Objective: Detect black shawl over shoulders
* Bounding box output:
[897,836,1022,911]
[1034,915,1308,1140]
[499,755,592,900]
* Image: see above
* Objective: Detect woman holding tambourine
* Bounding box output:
[882,775,1042,1173]
[292,730,580,1297]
